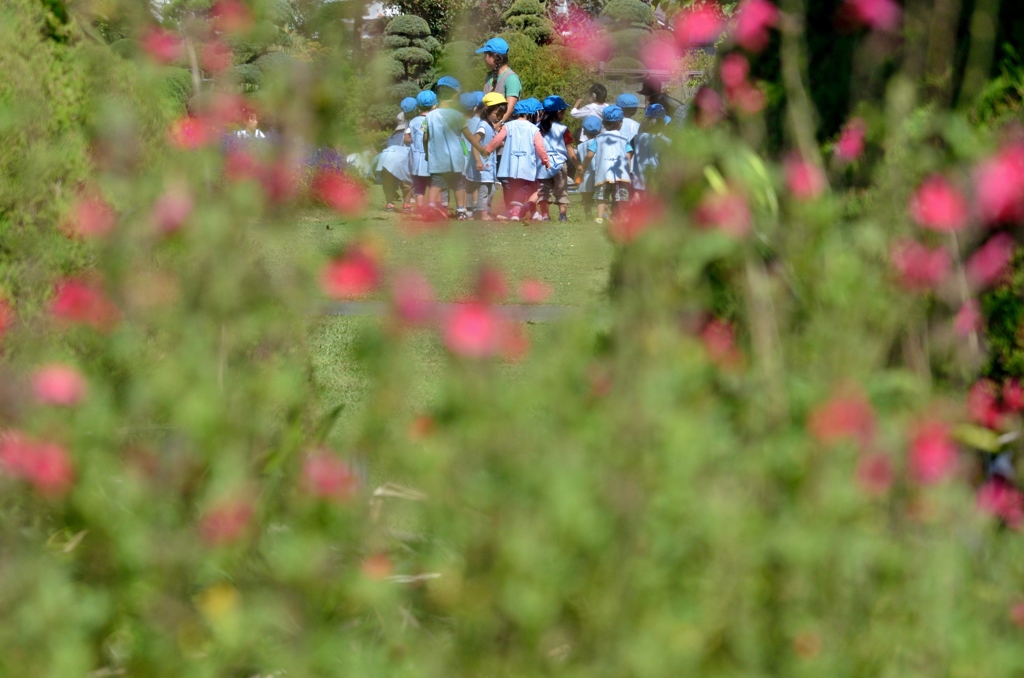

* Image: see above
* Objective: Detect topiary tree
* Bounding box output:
[437,39,489,89]
[384,14,436,98]
[502,0,556,45]
[600,0,654,61]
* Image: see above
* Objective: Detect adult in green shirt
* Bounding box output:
[476,37,521,131]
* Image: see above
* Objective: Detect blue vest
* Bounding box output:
[631,131,669,191]
[590,131,631,185]
[620,117,640,143]
[496,119,540,182]
[425,107,468,175]
[374,144,411,184]
[465,119,496,183]
[538,121,568,180]
[409,113,429,177]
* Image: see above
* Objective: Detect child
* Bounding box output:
[373,101,417,211]
[617,93,641,142]
[422,76,490,220]
[484,100,551,222]
[405,90,434,209]
[465,92,505,220]
[632,103,672,195]
[461,91,485,212]
[575,115,603,220]
[580,105,633,224]
[536,95,580,223]
[571,83,609,144]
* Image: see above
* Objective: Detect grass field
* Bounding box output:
[253,185,615,439]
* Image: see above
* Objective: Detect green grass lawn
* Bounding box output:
[253,184,615,440]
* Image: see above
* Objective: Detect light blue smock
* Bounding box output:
[631,131,670,191]
[373,144,412,184]
[408,113,429,177]
[496,119,541,182]
[589,131,632,185]
[537,121,569,180]
[465,119,496,183]
[425,107,469,175]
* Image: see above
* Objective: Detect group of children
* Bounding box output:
[372,77,672,224]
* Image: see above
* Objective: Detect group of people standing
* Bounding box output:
[372,36,674,224]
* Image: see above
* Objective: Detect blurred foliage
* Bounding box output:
[983,249,1024,381]
[601,0,655,28]
[502,0,556,45]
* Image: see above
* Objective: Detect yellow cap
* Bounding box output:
[481,92,507,107]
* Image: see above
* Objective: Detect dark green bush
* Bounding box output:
[605,55,645,71]
[601,0,654,28]
[231,63,264,89]
[392,46,433,72]
[385,14,431,38]
[982,250,1024,381]
[389,80,422,99]
[366,102,401,130]
[161,67,195,111]
[253,50,296,75]
[382,56,407,81]
[382,34,411,49]
[108,37,138,59]
[412,35,443,54]
[608,27,650,56]
[503,0,555,45]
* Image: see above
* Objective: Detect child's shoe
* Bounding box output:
[385,203,396,212]
[509,206,522,222]
[456,210,470,221]
[401,203,414,214]
[559,213,568,222]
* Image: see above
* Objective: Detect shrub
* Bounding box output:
[108,37,137,59]
[253,50,296,75]
[600,0,654,28]
[503,0,556,45]
[382,56,407,80]
[607,27,650,55]
[389,80,422,99]
[412,35,443,54]
[391,46,433,71]
[366,102,401,130]
[161,67,195,110]
[382,34,411,49]
[385,14,431,38]
[231,62,264,88]
[605,55,645,71]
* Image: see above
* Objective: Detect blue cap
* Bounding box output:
[400,97,418,115]
[475,37,509,55]
[416,90,437,108]
[523,98,542,113]
[617,93,639,108]
[513,100,530,116]
[459,92,479,111]
[436,75,462,93]
[602,105,624,122]
[582,115,602,135]
[644,103,666,119]
[542,95,568,113]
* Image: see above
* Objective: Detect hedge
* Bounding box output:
[385,14,431,38]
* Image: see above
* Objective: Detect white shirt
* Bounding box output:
[571,102,609,143]
[235,129,266,139]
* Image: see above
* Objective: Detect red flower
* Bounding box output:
[889,238,950,291]
[674,5,726,48]
[0,299,13,340]
[224,149,262,181]
[169,116,212,150]
[561,22,613,66]
[836,118,866,162]
[694,87,725,128]
[968,379,1005,429]
[975,144,1024,224]
[954,300,982,336]
[49,278,120,332]
[966,233,1014,289]
[259,160,300,204]
[720,54,750,89]
[443,303,502,359]
[808,391,875,447]
[152,183,193,235]
[640,36,682,73]
[301,451,357,502]
[856,453,894,496]
[32,364,87,407]
[311,170,368,217]
[695,191,752,238]
[65,194,115,238]
[785,155,826,200]
[201,40,233,73]
[730,83,767,114]
[392,269,435,326]
[518,278,552,304]
[842,0,902,32]
[734,0,779,53]
[700,318,742,368]
[909,176,968,232]
[909,420,957,484]
[0,431,31,478]
[211,0,253,33]
[207,92,251,128]
[200,499,253,545]
[321,248,379,299]
[361,553,393,580]
[141,27,183,64]
[977,478,1024,529]
[0,433,75,498]
[609,195,664,244]
[1004,379,1024,412]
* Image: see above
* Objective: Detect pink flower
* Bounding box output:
[211,0,253,33]
[975,144,1024,224]
[954,299,982,336]
[694,192,752,238]
[674,6,726,48]
[609,195,664,244]
[785,155,827,200]
[259,160,300,204]
[64,194,115,238]
[141,27,183,64]
[201,41,233,73]
[518,279,552,304]
[1004,380,1024,412]
[392,270,435,325]
[302,451,357,501]
[856,453,893,496]
[500,322,531,362]
[169,116,212,150]
[734,0,779,53]
[152,183,193,234]
[640,37,682,73]
[311,170,367,217]
[32,364,87,406]
[720,54,750,89]
[694,87,724,127]
[361,553,393,580]
[909,176,968,232]
[842,0,902,33]
[49,278,120,332]
[836,118,866,161]
[200,499,253,545]
[909,420,957,484]
[475,266,508,303]
[969,379,1005,429]
[700,318,742,368]
[321,248,379,299]
[0,433,75,498]
[224,149,262,181]
[977,478,1024,529]
[561,24,613,66]
[444,303,502,359]
[808,390,876,446]
[966,233,1014,289]
[889,238,950,291]
[0,299,13,340]
[729,82,766,114]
